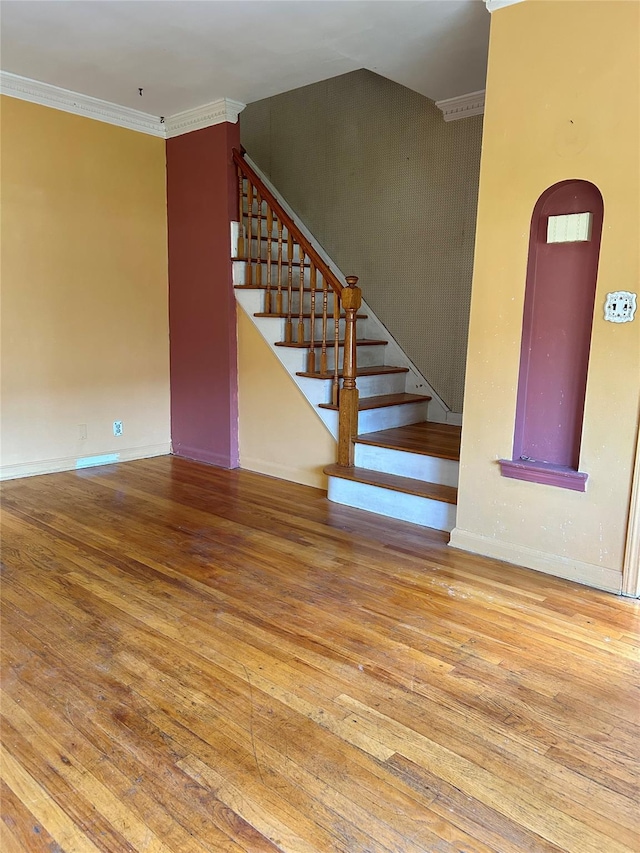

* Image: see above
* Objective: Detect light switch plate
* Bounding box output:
[604,291,637,323]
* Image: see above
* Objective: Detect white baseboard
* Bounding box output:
[448,527,623,593]
[240,456,328,489]
[0,443,171,481]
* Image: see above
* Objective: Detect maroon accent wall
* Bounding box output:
[167,122,241,467]
[513,180,604,471]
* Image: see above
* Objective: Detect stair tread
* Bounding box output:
[324,464,457,504]
[355,422,461,460]
[297,365,409,379]
[319,392,431,412]
[275,339,387,349]
[254,312,368,319]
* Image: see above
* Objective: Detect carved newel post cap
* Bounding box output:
[341,278,362,310]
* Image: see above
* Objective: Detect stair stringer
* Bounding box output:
[236,306,337,489]
[234,154,457,425]
[235,291,338,439]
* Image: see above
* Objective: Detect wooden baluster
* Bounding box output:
[332,289,340,406]
[276,216,284,315]
[337,276,362,467]
[265,205,273,313]
[307,265,317,372]
[285,230,293,343]
[246,181,254,286]
[237,168,245,258]
[298,250,306,344]
[320,277,328,375]
[255,192,263,288]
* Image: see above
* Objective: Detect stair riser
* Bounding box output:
[296,372,407,404]
[319,400,429,436]
[355,373,407,397]
[327,477,456,532]
[270,343,388,374]
[234,262,326,290]
[255,315,373,342]
[240,218,317,258]
[301,345,388,371]
[358,401,430,434]
[354,444,459,487]
[235,237,312,262]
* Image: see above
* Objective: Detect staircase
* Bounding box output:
[233,150,461,533]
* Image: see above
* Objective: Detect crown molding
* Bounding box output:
[0,71,246,138]
[485,0,525,12]
[0,71,165,136]
[165,98,245,138]
[435,89,485,122]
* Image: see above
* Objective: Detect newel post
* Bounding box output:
[337,275,362,467]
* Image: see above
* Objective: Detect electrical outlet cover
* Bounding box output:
[113,421,123,436]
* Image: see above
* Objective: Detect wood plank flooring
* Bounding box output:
[1,456,638,853]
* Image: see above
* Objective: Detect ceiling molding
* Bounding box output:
[435,90,485,122]
[164,98,246,138]
[0,71,246,138]
[484,0,525,12]
[0,71,165,137]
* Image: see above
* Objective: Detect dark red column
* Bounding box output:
[167,121,240,467]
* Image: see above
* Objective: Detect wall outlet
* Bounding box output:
[78,424,87,440]
[113,421,123,437]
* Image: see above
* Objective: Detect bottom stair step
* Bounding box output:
[324,465,457,532]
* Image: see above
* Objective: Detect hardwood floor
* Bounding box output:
[1,456,638,853]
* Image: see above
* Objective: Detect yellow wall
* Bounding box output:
[237,307,336,488]
[0,97,170,477]
[452,0,640,591]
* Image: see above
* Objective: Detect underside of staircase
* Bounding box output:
[233,151,461,533]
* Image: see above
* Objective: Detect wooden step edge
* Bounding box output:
[356,439,460,461]
[296,366,409,380]
[235,285,327,293]
[323,465,457,504]
[232,257,312,267]
[319,392,431,412]
[254,312,368,320]
[354,433,460,461]
[275,339,387,349]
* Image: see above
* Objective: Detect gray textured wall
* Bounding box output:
[240,70,482,413]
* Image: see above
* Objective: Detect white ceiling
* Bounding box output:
[0,1,490,117]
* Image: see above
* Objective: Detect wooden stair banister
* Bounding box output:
[234,148,361,468]
[338,276,362,466]
[233,149,344,296]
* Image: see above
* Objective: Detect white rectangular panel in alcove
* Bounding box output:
[547,212,592,243]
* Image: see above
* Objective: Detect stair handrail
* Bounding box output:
[233,149,344,297]
[234,148,361,467]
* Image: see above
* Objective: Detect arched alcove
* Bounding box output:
[500,180,604,491]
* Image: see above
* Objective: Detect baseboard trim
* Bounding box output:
[240,456,327,490]
[448,528,622,593]
[172,445,239,469]
[0,443,171,481]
